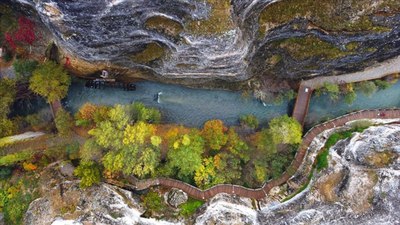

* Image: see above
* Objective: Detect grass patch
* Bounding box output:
[274,35,352,60]
[186,0,234,35]
[179,198,204,218]
[258,0,396,36]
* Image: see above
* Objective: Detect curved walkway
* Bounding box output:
[292,55,400,125]
[109,108,400,200]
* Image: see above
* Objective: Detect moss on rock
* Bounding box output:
[275,35,353,60]
[131,43,165,63]
[145,16,183,37]
[186,0,234,35]
[258,0,399,36]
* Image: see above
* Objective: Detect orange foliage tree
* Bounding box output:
[201,119,228,151]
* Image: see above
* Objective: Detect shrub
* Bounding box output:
[66,142,80,160]
[141,190,166,217]
[0,118,16,138]
[74,160,102,188]
[80,139,102,162]
[240,114,259,129]
[55,109,73,136]
[179,198,204,217]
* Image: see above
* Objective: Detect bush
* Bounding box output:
[74,160,102,188]
[141,190,166,217]
[0,118,16,138]
[66,142,80,160]
[13,59,38,81]
[55,109,73,136]
[179,198,204,217]
[240,114,259,129]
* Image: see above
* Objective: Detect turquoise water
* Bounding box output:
[306,81,400,128]
[64,80,291,127]
[64,79,400,128]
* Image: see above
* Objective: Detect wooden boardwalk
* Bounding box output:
[120,109,400,200]
[292,84,313,126]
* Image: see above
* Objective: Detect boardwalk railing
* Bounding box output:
[109,108,400,200]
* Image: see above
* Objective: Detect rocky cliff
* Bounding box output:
[10,0,400,90]
[24,124,400,224]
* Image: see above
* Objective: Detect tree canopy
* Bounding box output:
[29,61,71,103]
[269,115,302,145]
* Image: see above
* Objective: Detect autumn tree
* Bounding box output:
[268,115,302,145]
[29,61,71,103]
[130,102,161,123]
[166,132,204,181]
[80,138,103,162]
[201,119,228,151]
[102,121,161,178]
[89,105,129,149]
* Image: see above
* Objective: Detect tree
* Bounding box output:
[0,79,16,118]
[12,59,38,82]
[130,102,161,123]
[344,91,357,105]
[74,160,102,188]
[102,121,161,178]
[321,82,340,101]
[29,61,71,103]
[167,132,205,180]
[201,120,228,151]
[357,81,377,97]
[89,105,129,149]
[239,114,259,129]
[76,103,97,121]
[269,115,302,145]
[225,128,250,162]
[80,139,103,162]
[54,109,73,136]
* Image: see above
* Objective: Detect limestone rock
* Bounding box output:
[165,188,188,208]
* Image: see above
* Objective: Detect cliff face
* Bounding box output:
[24,124,400,224]
[12,0,400,88]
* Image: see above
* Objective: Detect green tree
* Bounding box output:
[225,128,250,162]
[74,160,102,188]
[201,120,228,151]
[0,118,16,138]
[167,132,205,180]
[321,82,340,101]
[12,59,38,81]
[239,114,259,129]
[29,61,71,103]
[0,79,16,118]
[80,138,103,162]
[356,81,377,97]
[344,91,357,105]
[54,109,73,136]
[130,102,161,123]
[3,192,32,225]
[269,115,302,145]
